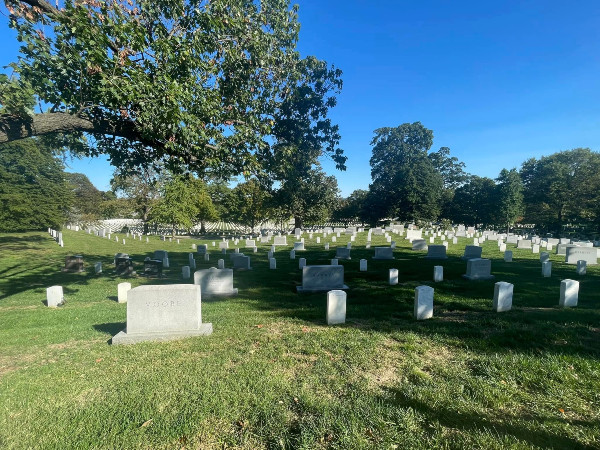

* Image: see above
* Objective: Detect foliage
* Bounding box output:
[496,168,524,233]
[521,148,600,233]
[229,179,272,233]
[447,176,497,227]
[271,166,339,229]
[369,122,443,222]
[0,138,71,231]
[332,189,369,226]
[2,0,344,180]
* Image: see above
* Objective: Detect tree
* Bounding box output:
[429,146,470,219]
[368,122,443,222]
[271,166,339,229]
[1,0,339,178]
[0,138,71,231]
[111,166,163,234]
[332,189,369,226]
[447,176,497,227]
[496,168,524,234]
[229,179,272,233]
[65,172,105,222]
[151,175,198,237]
[521,149,600,233]
[190,178,218,234]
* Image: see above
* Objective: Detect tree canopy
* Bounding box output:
[1,0,343,179]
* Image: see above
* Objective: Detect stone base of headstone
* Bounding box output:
[112,324,213,345]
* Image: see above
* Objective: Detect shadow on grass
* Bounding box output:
[380,387,597,449]
[93,322,125,336]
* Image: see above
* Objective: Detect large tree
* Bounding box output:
[229,178,271,233]
[521,148,600,233]
[496,168,524,234]
[0,138,71,231]
[447,176,497,227]
[1,0,340,178]
[368,122,444,222]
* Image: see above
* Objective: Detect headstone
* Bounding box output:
[336,247,351,260]
[359,259,367,271]
[219,241,229,250]
[332,236,337,243]
[290,250,296,260]
[273,236,287,246]
[452,237,458,244]
[559,279,579,307]
[269,258,277,269]
[504,250,513,262]
[316,237,321,244]
[542,261,552,277]
[414,286,434,320]
[293,242,305,251]
[330,258,338,266]
[325,243,330,250]
[297,265,348,292]
[112,285,212,344]
[118,282,131,303]
[463,258,494,280]
[327,290,346,325]
[194,267,238,297]
[233,255,252,270]
[299,257,306,269]
[204,253,210,261]
[46,286,64,307]
[493,282,513,312]
[517,239,532,249]
[462,245,482,260]
[245,239,256,248]
[499,243,506,252]
[576,260,587,275]
[565,246,597,265]
[63,255,84,273]
[218,259,225,269]
[182,266,191,279]
[192,244,197,250]
[433,266,443,282]
[143,259,162,277]
[94,262,102,274]
[373,247,394,260]
[389,268,398,285]
[197,244,208,254]
[540,252,549,263]
[425,245,447,259]
[532,244,540,254]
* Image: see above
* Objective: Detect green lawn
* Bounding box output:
[0,230,598,449]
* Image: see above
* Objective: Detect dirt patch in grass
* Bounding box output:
[363,337,402,389]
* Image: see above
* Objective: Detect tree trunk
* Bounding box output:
[294,215,303,230]
[200,220,206,234]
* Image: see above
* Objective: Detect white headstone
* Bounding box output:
[46,286,64,307]
[493,282,513,312]
[559,279,579,307]
[117,282,131,303]
[327,290,346,325]
[414,286,434,320]
[182,266,191,279]
[389,268,398,285]
[331,258,338,266]
[269,258,277,269]
[299,258,306,269]
[504,251,513,262]
[290,250,296,260]
[542,261,552,277]
[576,260,587,275]
[433,266,443,282]
[359,259,367,271]
[218,259,225,269]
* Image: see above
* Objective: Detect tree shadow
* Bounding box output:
[378,387,597,449]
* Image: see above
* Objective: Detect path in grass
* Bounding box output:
[0,230,598,449]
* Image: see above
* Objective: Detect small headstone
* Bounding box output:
[576,260,587,275]
[325,243,330,250]
[46,286,64,307]
[118,282,132,303]
[316,237,321,244]
[414,286,434,320]
[290,250,296,260]
[542,261,552,277]
[218,259,225,269]
[493,282,513,312]
[269,258,277,269]
[95,262,102,274]
[540,252,549,263]
[532,244,540,254]
[331,258,338,265]
[327,290,346,325]
[559,279,579,307]
[182,266,191,279]
[500,243,506,252]
[336,247,351,260]
[204,253,210,261]
[299,258,306,269]
[433,266,443,282]
[332,236,337,243]
[293,242,305,251]
[389,268,398,285]
[359,259,367,271]
[504,250,513,262]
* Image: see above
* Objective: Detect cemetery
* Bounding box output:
[1,1,599,447]
[1,227,599,448]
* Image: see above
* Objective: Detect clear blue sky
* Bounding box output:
[2,1,599,196]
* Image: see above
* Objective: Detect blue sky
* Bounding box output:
[2,0,599,196]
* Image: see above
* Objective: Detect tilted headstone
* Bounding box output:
[194,267,238,297]
[327,290,346,325]
[576,260,587,275]
[112,285,212,344]
[46,286,64,307]
[297,265,348,293]
[463,258,494,280]
[493,282,513,312]
[414,286,434,320]
[559,279,579,307]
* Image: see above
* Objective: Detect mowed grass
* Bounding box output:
[0,230,599,449]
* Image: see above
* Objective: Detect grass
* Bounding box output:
[0,229,599,449]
